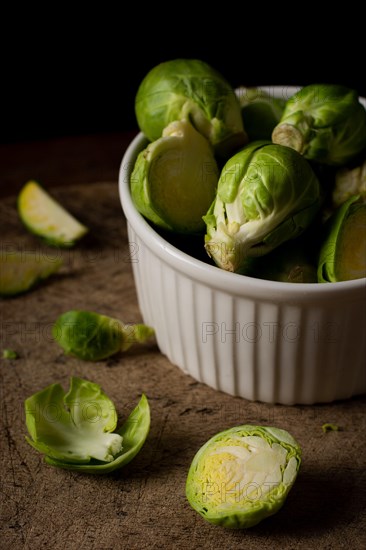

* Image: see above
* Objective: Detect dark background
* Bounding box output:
[1,12,363,144]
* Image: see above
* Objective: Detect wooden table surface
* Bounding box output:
[1,134,366,550]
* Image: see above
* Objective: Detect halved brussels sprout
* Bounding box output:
[318,195,366,282]
[131,119,219,234]
[186,424,301,529]
[237,87,286,141]
[204,141,321,273]
[135,58,247,157]
[0,251,63,297]
[18,181,88,247]
[272,84,366,166]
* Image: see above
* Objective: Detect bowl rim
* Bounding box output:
[118,86,366,300]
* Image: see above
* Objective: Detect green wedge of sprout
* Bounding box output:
[1,181,88,297]
[18,180,88,247]
[0,251,63,297]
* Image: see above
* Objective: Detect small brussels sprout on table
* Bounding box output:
[53,310,155,361]
[204,141,321,273]
[135,58,247,157]
[318,195,366,282]
[186,424,301,529]
[25,377,150,473]
[131,119,219,234]
[272,84,366,166]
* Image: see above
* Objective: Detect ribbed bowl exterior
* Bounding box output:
[119,87,366,405]
[127,224,366,405]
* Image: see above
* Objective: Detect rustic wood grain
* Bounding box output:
[1,183,365,550]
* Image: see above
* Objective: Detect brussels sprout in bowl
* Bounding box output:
[119,86,366,406]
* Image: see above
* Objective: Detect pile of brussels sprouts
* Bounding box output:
[131,59,366,283]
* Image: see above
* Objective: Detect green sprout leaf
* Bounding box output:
[25,377,150,474]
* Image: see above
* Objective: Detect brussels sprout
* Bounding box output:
[204,141,321,273]
[131,119,219,234]
[186,424,301,529]
[318,195,366,282]
[25,377,150,473]
[135,58,247,157]
[272,84,366,166]
[53,310,154,361]
[332,159,366,208]
[0,251,63,297]
[237,87,286,141]
[18,181,88,247]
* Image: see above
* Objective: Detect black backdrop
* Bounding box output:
[1,12,363,143]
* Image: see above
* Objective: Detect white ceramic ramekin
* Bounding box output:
[118,87,366,405]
